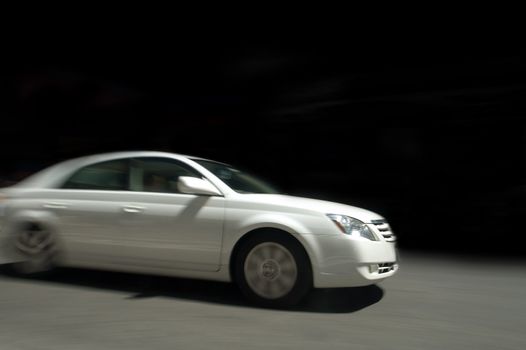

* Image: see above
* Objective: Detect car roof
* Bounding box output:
[14,151,220,189]
[68,150,211,162]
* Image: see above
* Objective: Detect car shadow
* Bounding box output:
[1,265,383,313]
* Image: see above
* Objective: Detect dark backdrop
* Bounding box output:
[1,39,525,256]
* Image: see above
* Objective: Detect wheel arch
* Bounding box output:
[6,209,60,234]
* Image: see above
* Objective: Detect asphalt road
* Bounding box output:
[1,251,525,350]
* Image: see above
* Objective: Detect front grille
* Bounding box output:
[370,219,396,242]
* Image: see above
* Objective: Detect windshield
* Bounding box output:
[193,159,280,194]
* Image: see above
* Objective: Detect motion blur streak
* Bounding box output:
[1,251,525,349]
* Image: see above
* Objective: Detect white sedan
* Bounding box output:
[0,151,398,307]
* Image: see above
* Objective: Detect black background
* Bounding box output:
[1,32,525,256]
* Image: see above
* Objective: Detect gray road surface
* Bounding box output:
[1,252,525,350]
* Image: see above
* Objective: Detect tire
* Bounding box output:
[234,231,312,308]
[7,223,57,276]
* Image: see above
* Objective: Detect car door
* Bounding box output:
[112,157,225,272]
[52,158,133,265]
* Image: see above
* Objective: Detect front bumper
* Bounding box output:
[301,233,399,288]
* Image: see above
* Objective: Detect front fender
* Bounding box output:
[220,210,334,275]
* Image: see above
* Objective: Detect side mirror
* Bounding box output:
[177,176,222,196]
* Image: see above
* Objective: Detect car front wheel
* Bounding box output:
[235,232,312,308]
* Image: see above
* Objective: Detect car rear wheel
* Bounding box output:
[9,223,56,275]
[235,232,312,308]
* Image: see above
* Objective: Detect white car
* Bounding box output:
[0,151,398,307]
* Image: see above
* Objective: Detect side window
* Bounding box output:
[61,159,129,191]
[129,157,202,193]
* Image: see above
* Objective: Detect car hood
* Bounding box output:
[236,194,385,223]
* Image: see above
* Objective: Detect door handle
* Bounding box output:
[122,205,145,213]
[43,202,68,209]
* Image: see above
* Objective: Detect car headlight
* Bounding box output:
[326,214,378,241]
